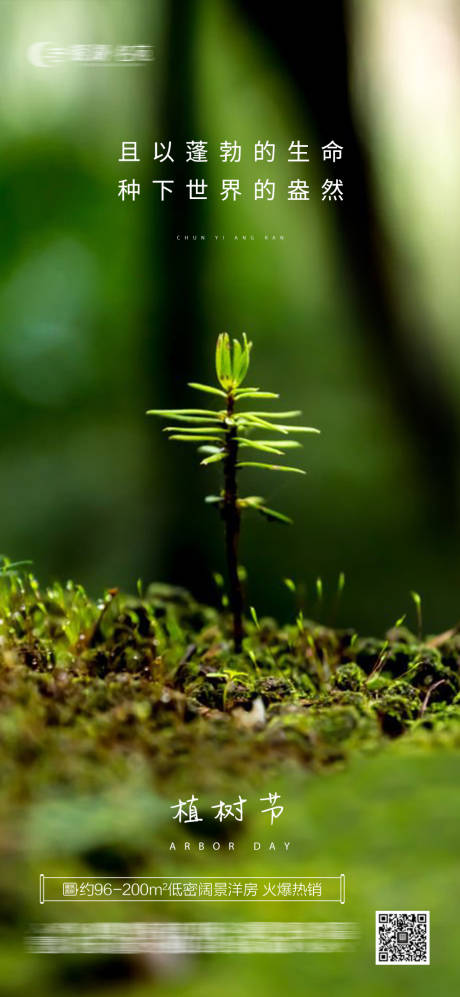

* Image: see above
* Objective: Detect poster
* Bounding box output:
[0,1,459,993]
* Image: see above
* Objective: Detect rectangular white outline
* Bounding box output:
[375,910,430,966]
[39,875,346,904]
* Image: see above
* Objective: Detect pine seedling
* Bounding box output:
[147,332,320,651]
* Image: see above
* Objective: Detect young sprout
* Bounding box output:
[315,576,323,606]
[410,590,423,640]
[147,332,320,651]
[249,605,260,630]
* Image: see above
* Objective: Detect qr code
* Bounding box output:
[376,911,430,965]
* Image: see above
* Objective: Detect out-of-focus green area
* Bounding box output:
[1,0,460,634]
[2,5,460,993]
[0,564,459,992]
[2,750,459,995]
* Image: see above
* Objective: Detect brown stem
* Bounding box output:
[223,391,244,651]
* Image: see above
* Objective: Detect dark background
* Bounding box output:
[1,0,459,633]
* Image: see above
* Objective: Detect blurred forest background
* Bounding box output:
[1,0,460,633]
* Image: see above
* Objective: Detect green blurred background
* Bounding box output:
[4,747,460,995]
[2,3,460,993]
[1,0,460,633]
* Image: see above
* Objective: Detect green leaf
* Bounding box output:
[253,439,302,449]
[237,495,264,508]
[197,445,221,454]
[236,438,284,455]
[164,416,221,424]
[215,332,233,388]
[147,408,218,415]
[201,451,226,466]
[234,391,279,400]
[147,408,220,420]
[239,410,301,418]
[164,425,224,434]
[205,494,223,504]
[232,338,243,383]
[236,415,289,434]
[233,333,252,385]
[215,333,224,382]
[236,462,306,474]
[257,505,293,525]
[239,494,293,523]
[215,333,225,385]
[169,435,222,442]
[276,425,320,434]
[188,382,226,398]
[238,416,319,435]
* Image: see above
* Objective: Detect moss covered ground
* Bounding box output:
[1,567,460,809]
[1,567,460,995]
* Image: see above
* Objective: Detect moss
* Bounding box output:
[332,663,366,691]
[374,693,421,737]
[269,703,379,766]
[0,567,458,804]
[257,675,296,703]
[354,637,416,678]
[403,649,459,700]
